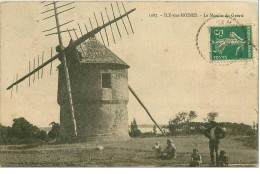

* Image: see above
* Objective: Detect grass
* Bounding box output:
[0,135,258,167]
[234,135,258,150]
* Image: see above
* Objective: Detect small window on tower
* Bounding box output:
[101,73,111,88]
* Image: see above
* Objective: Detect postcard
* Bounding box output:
[0,1,258,167]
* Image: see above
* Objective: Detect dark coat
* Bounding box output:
[204,126,226,141]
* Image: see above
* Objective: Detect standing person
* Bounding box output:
[204,121,226,165]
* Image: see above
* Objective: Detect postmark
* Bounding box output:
[195,17,257,66]
[209,26,252,61]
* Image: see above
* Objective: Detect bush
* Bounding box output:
[35,130,48,141]
[11,118,39,139]
[235,134,258,150]
[129,118,142,138]
[0,117,48,145]
[48,122,60,139]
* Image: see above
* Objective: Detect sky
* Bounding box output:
[0,1,258,127]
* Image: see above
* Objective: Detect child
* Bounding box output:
[161,139,177,160]
[189,149,202,167]
[152,142,162,158]
[217,150,228,167]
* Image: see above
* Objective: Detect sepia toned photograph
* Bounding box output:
[0,0,258,167]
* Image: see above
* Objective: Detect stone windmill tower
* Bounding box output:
[7,1,166,142]
[58,38,130,140]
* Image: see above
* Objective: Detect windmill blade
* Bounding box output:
[116,1,129,35]
[73,28,85,62]
[50,47,53,75]
[41,51,44,79]
[6,7,136,90]
[16,73,18,93]
[94,12,105,46]
[29,61,31,86]
[73,8,135,47]
[100,12,109,46]
[111,3,122,38]
[38,55,40,79]
[121,2,134,34]
[84,23,89,33]
[78,23,83,36]
[105,7,116,44]
[67,28,73,39]
[88,18,96,39]
[10,76,15,98]
[7,53,59,90]
[33,58,35,82]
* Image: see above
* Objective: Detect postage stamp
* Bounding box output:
[209,25,252,61]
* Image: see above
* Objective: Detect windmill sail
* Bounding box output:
[6,7,136,90]
[7,2,166,140]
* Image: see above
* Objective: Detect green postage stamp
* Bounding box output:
[209,25,252,61]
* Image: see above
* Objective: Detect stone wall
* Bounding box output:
[58,63,129,141]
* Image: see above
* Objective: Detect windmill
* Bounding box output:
[7,1,166,142]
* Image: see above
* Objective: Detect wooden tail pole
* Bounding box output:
[116,1,129,35]
[128,85,167,137]
[121,2,134,34]
[105,7,116,44]
[100,12,109,46]
[111,3,122,38]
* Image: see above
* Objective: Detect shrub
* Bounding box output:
[48,122,60,139]
[0,117,48,145]
[129,118,142,137]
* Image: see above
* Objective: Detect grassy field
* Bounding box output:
[0,135,258,167]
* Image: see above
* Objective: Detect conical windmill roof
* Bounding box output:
[75,38,130,68]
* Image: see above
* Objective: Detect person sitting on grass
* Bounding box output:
[189,149,202,167]
[152,142,162,158]
[217,150,228,167]
[161,139,176,160]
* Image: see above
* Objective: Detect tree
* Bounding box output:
[0,124,10,145]
[129,118,142,137]
[11,117,39,139]
[0,117,48,145]
[153,124,157,135]
[48,122,60,139]
[169,112,188,134]
[187,111,197,122]
[207,112,218,122]
[187,111,197,133]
